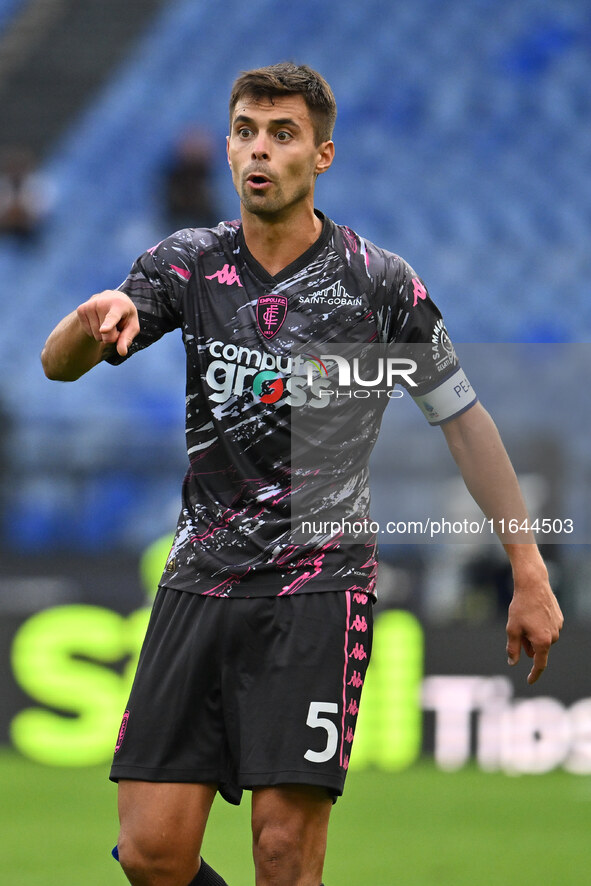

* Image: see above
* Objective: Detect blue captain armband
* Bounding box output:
[412,367,478,425]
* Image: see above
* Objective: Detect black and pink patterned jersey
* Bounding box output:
[107,212,476,597]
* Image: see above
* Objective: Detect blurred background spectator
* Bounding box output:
[162,128,219,231]
[0,146,54,242]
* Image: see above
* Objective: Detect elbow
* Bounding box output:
[40,347,57,379]
[40,346,59,380]
[40,347,78,381]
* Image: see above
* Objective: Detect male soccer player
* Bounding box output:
[41,63,563,886]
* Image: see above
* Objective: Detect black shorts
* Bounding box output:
[110,587,373,804]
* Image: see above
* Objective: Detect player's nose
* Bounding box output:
[251,133,271,160]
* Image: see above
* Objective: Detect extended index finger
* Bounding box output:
[99,306,124,336]
[527,646,550,685]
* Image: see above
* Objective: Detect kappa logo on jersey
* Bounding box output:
[205,263,243,287]
[412,277,427,307]
[257,294,288,339]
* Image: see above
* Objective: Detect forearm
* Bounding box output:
[442,402,562,682]
[443,403,549,623]
[442,402,537,548]
[442,402,549,587]
[41,290,138,381]
[41,310,106,381]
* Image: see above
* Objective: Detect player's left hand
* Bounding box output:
[505,567,563,684]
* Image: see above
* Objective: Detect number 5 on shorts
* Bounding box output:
[304,702,339,763]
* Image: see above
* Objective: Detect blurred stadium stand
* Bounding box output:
[0,0,23,35]
[0,0,589,616]
[0,0,169,156]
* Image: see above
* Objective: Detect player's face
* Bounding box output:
[227,94,334,220]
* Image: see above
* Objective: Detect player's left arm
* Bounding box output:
[441,401,564,684]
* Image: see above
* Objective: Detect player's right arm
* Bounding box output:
[41,290,140,381]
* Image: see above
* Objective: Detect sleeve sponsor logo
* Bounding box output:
[431,319,458,372]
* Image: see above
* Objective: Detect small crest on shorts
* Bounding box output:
[257,295,288,339]
[115,710,130,754]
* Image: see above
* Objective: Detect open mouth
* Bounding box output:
[246,173,272,189]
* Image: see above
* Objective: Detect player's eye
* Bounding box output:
[237,127,252,139]
[276,130,292,142]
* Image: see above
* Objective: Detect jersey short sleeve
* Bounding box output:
[103,231,190,365]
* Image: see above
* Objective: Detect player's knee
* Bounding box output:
[253,822,303,880]
[117,831,195,884]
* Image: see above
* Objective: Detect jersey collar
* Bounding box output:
[236,210,333,286]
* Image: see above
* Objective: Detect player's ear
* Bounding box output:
[315,140,335,176]
[226,136,232,168]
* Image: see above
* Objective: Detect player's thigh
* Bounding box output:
[117,779,217,860]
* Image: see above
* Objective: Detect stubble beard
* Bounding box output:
[239,171,315,221]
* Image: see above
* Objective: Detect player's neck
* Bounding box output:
[240,204,322,278]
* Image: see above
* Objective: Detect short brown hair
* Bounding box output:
[229,62,337,145]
